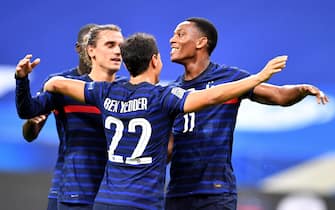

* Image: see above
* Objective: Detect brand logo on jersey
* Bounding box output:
[213,183,222,188]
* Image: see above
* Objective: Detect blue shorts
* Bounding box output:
[58,202,93,210]
[165,193,237,210]
[47,198,57,210]
[93,203,143,210]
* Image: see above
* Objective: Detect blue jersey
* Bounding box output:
[84,81,189,210]
[167,62,253,197]
[15,69,126,204]
[16,68,81,201]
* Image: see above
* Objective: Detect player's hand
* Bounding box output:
[258,55,288,82]
[300,85,329,105]
[23,114,48,142]
[27,115,47,124]
[15,54,41,78]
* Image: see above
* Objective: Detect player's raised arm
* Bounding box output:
[251,83,329,106]
[44,77,86,103]
[184,55,288,113]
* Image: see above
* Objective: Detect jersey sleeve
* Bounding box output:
[84,81,108,108]
[161,86,190,117]
[15,76,55,119]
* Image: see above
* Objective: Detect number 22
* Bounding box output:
[105,116,152,165]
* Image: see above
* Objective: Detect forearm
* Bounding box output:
[252,83,311,106]
[15,77,48,118]
[276,85,309,106]
[184,75,261,112]
[15,77,31,117]
[15,77,53,119]
[45,77,85,103]
[209,75,262,104]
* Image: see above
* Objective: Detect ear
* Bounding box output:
[151,54,159,68]
[87,46,95,60]
[196,37,208,49]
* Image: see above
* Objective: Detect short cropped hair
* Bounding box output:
[186,17,218,55]
[120,33,158,77]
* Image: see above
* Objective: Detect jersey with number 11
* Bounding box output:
[168,62,252,197]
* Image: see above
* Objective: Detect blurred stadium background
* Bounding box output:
[1,0,334,209]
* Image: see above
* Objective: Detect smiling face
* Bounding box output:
[88,29,123,73]
[169,21,204,64]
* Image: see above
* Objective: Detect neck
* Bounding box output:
[183,55,210,81]
[88,68,117,82]
[129,70,157,85]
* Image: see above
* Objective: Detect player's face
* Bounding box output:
[169,21,202,64]
[90,30,123,72]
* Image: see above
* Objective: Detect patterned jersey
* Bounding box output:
[15,69,126,204]
[167,62,253,197]
[84,81,189,210]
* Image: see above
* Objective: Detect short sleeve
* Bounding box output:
[161,86,190,116]
[84,81,108,108]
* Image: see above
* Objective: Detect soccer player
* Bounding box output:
[165,17,329,210]
[19,23,97,210]
[15,24,125,210]
[42,32,287,210]
[21,23,97,142]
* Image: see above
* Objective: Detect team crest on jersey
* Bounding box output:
[171,87,186,99]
